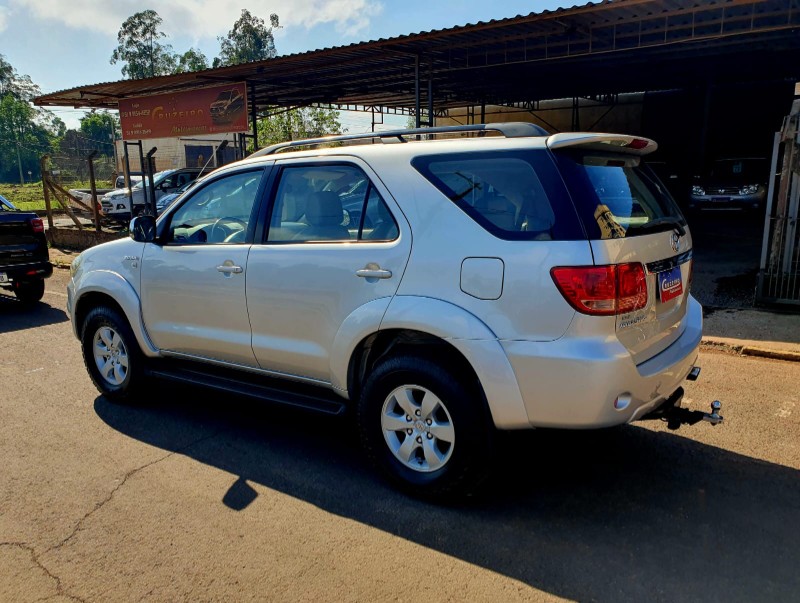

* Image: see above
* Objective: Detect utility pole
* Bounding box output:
[15,139,24,185]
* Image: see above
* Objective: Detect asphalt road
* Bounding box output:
[688,210,763,309]
[1,270,798,602]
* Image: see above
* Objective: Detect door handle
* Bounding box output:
[356,265,392,279]
[217,264,243,274]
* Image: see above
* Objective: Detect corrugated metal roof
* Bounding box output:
[34,0,800,113]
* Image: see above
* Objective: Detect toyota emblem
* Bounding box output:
[670,232,681,253]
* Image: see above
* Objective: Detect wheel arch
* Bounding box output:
[73,272,158,357]
[335,296,531,429]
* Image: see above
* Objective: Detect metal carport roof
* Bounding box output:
[34,0,800,118]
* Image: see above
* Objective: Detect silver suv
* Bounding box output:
[67,124,718,497]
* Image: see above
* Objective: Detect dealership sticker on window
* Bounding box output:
[658,266,683,303]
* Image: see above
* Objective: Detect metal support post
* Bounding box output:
[427,76,434,128]
[145,147,157,216]
[415,55,421,128]
[250,82,259,150]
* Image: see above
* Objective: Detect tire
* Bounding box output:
[80,305,146,402]
[13,280,45,304]
[357,354,494,499]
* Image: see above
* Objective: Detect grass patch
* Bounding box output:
[0,181,113,212]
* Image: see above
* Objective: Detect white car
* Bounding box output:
[100,168,205,221]
[67,123,721,497]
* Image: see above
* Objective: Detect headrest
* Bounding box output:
[475,193,513,214]
[305,191,343,227]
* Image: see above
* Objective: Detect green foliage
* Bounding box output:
[0,183,47,210]
[0,93,59,183]
[174,48,209,73]
[215,10,280,67]
[110,10,176,79]
[0,55,70,183]
[0,54,40,101]
[257,107,343,147]
[80,111,119,156]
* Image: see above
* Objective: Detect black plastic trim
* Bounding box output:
[146,359,347,416]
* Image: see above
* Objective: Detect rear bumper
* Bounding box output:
[500,295,703,429]
[0,260,52,284]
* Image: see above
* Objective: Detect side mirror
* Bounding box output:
[130,215,157,243]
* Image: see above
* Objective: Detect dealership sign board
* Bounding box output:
[119,83,249,140]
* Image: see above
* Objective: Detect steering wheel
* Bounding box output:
[209,217,248,243]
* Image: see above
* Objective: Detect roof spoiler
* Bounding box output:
[546,133,657,155]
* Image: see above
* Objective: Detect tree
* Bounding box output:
[257,107,343,147]
[215,10,280,67]
[110,10,176,79]
[0,95,59,183]
[0,54,41,101]
[80,110,119,156]
[0,55,61,183]
[174,48,209,73]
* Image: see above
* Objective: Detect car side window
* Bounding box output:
[167,170,263,245]
[361,186,399,241]
[267,164,398,243]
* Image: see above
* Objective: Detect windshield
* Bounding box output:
[554,152,686,239]
[710,159,767,182]
[0,194,18,211]
[133,171,173,190]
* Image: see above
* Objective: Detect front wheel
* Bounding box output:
[357,355,493,499]
[80,306,146,402]
[13,280,45,304]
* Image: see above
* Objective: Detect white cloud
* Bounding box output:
[11,0,382,41]
[0,6,9,33]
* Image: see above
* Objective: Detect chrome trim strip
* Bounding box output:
[645,249,693,274]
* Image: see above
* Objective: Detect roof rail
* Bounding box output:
[249,122,549,158]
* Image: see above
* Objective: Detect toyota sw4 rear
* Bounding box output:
[68,123,721,498]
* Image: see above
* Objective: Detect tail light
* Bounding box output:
[551,263,648,316]
[29,217,44,233]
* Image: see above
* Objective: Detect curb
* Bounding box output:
[701,337,800,363]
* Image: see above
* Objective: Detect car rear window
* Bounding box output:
[553,151,686,240]
[412,150,584,241]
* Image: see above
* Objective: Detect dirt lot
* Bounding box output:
[1,270,798,602]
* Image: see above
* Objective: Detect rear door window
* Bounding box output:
[265,163,398,243]
[412,150,583,241]
[553,152,686,239]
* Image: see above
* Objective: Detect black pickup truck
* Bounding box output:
[0,194,52,303]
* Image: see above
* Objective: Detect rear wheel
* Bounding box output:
[357,355,493,499]
[13,280,45,304]
[80,306,146,402]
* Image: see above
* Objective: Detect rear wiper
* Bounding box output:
[634,217,686,237]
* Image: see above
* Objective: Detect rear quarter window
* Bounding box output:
[411,150,584,241]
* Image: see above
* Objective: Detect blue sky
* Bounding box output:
[0,0,574,129]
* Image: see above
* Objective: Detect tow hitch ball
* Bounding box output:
[666,400,724,430]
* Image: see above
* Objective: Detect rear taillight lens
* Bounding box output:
[29,217,44,233]
[551,263,648,316]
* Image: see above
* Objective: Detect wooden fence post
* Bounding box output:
[40,155,54,229]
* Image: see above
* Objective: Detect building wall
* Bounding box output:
[114,133,239,174]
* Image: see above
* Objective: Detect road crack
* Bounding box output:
[0,542,87,603]
[47,429,225,555]
[0,429,225,603]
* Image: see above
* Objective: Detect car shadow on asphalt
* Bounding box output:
[0,294,68,333]
[94,390,799,602]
